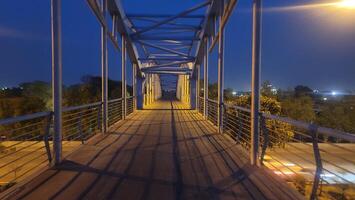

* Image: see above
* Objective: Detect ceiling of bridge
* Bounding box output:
[121,0,210,76]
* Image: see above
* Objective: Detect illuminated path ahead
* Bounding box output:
[7,101,303,200]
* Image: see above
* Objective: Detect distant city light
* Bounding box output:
[331,91,337,96]
[323,97,328,101]
[271,88,278,94]
[232,91,237,96]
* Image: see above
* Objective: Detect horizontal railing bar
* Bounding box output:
[0,112,51,126]
[63,102,102,112]
[108,98,123,103]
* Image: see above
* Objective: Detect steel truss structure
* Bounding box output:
[50,0,261,167]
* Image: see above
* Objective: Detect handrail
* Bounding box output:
[0,101,107,126]
[207,98,218,104]
[0,111,51,126]
[108,98,123,103]
[62,102,102,112]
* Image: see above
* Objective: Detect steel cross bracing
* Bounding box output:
[127,1,211,76]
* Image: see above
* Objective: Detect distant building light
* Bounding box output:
[271,88,277,94]
[331,91,337,96]
[232,91,237,96]
[323,97,328,101]
[313,90,319,93]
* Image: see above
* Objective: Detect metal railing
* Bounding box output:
[0,97,134,192]
[198,96,204,114]
[0,112,52,192]
[222,103,355,199]
[207,99,218,126]
[108,98,123,126]
[126,96,135,115]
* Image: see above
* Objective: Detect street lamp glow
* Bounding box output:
[337,0,355,9]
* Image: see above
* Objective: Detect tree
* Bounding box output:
[294,85,313,97]
[317,103,355,134]
[20,81,51,110]
[231,95,294,148]
[281,95,316,123]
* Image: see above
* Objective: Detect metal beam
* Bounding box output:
[127,14,205,18]
[122,34,127,119]
[141,60,192,68]
[133,63,137,110]
[142,67,192,72]
[196,64,200,111]
[193,0,215,70]
[86,0,120,51]
[138,57,194,61]
[51,0,63,165]
[136,41,190,57]
[250,0,262,166]
[132,1,210,36]
[217,13,225,134]
[132,36,200,41]
[209,0,238,53]
[203,37,209,119]
[144,71,191,75]
[101,0,108,133]
[132,26,200,31]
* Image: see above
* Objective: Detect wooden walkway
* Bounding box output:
[4,101,303,200]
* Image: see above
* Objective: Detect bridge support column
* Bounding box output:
[133,63,137,110]
[51,0,63,165]
[101,0,108,133]
[251,0,262,165]
[122,35,126,119]
[217,12,225,134]
[203,37,209,119]
[196,64,200,111]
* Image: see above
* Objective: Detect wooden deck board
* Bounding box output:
[4,100,304,200]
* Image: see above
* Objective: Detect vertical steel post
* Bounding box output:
[218,11,225,133]
[51,0,62,165]
[203,37,209,119]
[122,35,126,119]
[251,0,262,165]
[101,0,108,133]
[196,64,200,111]
[133,63,137,110]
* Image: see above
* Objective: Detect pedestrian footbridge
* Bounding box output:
[0,0,354,199]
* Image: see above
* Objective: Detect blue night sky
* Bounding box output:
[0,0,354,91]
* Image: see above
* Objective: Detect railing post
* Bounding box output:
[310,124,323,200]
[217,3,225,134]
[260,114,269,165]
[101,0,108,133]
[51,0,63,166]
[196,64,200,111]
[203,37,209,119]
[78,113,84,144]
[250,0,262,165]
[43,112,53,164]
[122,34,126,119]
[133,63,137,110]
